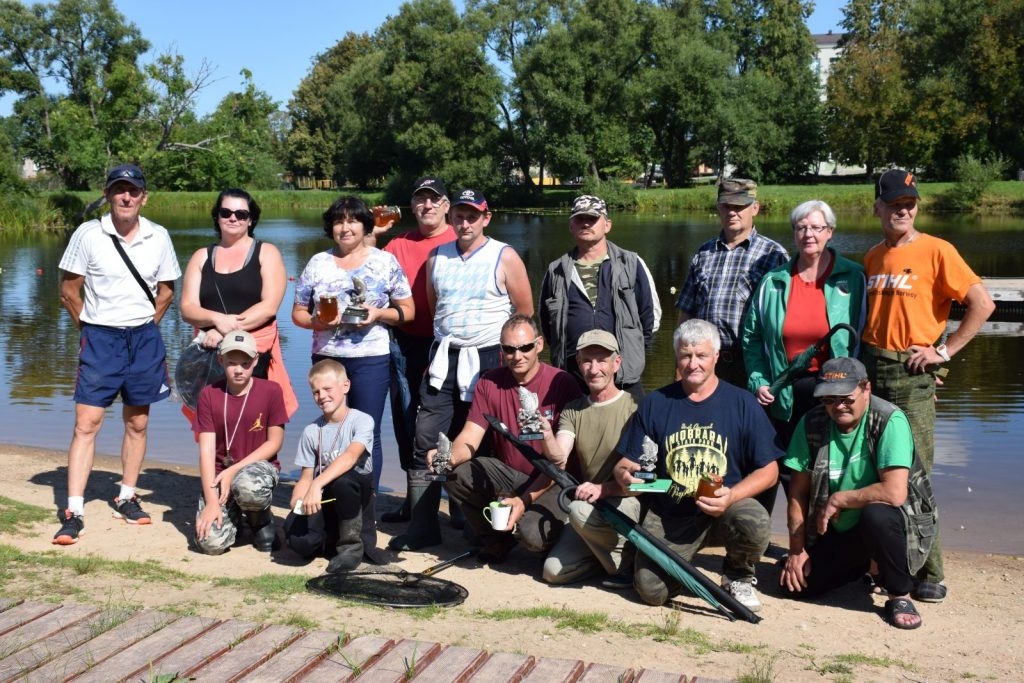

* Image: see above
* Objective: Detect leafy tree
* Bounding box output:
[2,0,151,188]
[286,32,375,180]
[823,0,914,174]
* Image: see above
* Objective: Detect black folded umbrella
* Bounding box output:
[767,323,858,396]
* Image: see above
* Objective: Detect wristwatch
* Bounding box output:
[935,344,951,362]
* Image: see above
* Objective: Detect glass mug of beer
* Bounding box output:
[373,205,401,227]
[318,295,338,324]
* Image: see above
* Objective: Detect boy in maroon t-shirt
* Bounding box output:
[194,331,288,554]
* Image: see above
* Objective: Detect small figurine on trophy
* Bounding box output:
[425,432,456,481]
[341,276,369,324]
[629,435,671,492]
[516,386,544,440]
[634,435,658,481]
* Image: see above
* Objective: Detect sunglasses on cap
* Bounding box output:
[217,208,251,221]
[500,339,539,355]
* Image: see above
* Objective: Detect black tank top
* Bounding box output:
[198,240,275,328]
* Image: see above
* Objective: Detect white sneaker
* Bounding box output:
[721,576,762,612]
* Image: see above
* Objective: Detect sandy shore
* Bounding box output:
[3,444,1023,681]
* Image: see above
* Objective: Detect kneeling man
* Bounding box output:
[615,319,780,611]
[781,357,937,630]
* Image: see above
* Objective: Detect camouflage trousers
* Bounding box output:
[195,461,279,555]
[634,498,770,607]
[861,353,944,583]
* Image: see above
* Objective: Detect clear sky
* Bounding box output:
[2,0,845,117]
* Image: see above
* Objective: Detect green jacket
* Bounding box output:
[741,248,866,421]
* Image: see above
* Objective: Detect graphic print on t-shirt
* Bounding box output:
[663,422,727,502]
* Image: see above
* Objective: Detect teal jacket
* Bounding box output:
[741,248,866,421]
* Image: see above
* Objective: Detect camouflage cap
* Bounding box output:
[717,178,758,206]
[570,195,608,218]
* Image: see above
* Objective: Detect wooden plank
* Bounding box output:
[407,645,488,683]
[187,624,301,682]
[72,615,215,683]
[356,639,441,682]
[635,670,686,683]
[0,599,21,613]
[154,619,258,678]
[20,609,177,682]
[469,652,534,681]
[299,635,392,679]
[0,603,59,637]
[235,629,340,683]
[578,662,634,682]
[0,605,100,682]
[520,656,586,682]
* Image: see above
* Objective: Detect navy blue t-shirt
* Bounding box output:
[617,379,781,519]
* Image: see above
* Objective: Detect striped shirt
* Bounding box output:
[675,227,788,351]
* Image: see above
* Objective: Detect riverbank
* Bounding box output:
[4,180,1024,234]
[4,443,1022,681]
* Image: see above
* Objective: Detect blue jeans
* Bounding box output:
[313,353,390,490]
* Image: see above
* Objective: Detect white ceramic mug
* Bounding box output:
[482,502,512,531]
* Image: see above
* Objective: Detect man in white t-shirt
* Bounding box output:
[53,163,180,545]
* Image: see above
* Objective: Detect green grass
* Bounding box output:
[212,573,310,597]
[0,496,53,535]
[478,606,610,633]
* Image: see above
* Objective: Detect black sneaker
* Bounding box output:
[111,496,152,525]
[600,573,633,590]
[53,509,84,545]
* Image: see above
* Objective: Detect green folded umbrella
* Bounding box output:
[485,414,761,623]
[767,323,858,396]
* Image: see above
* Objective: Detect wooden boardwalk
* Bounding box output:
[0,599,724,682]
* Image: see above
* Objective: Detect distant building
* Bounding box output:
[20,158,38,179]
[812,31,844,101]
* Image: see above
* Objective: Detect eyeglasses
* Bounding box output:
[411,193,447,205]
[218,208,251,221]
[500,339,539,355]
[794,224,831,234]
[821,388,863,407]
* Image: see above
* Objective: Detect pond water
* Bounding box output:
[2,205,1021,554]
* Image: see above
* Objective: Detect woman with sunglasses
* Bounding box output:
[180,188,299,418]
[740,200,866,513]
[292,196,414,498]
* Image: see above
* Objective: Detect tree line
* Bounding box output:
[2,0,1022,200]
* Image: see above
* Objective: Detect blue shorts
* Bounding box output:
[74,322,171,407]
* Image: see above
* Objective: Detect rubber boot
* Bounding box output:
[387,472,442,551]
[245,509,276,552]
[448,496,466,530]
[327,513,364,574]
[380,494,410,524]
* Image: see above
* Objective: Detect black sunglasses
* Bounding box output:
[109,168,144,180]
[218,208,251,221]
[501,339,539,355]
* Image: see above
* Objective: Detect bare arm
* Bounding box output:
[817,466,909,536]
[781,469,812,592]
[946,282,995,356]
[59,271,85,328]
[500,247,534,317]
[154,281,175,325]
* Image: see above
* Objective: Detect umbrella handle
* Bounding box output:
[557,485,578,514]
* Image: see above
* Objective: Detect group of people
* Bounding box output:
[52,163,992,630]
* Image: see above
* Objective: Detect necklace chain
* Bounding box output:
[222,382,253,466]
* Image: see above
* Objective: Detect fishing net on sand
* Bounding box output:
[306,567,468,608]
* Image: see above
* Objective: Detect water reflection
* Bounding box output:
[2,208,1022,554]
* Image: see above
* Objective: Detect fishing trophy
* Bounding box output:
[341,276,369,324]
[634,435,658,481]
[426,433,456,481]
[629,435,671,492]
[517,386,544,441]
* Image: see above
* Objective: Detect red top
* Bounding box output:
[782,260,832,373]
[383,226,456,338]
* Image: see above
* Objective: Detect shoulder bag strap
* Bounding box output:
[109,234,156,307]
